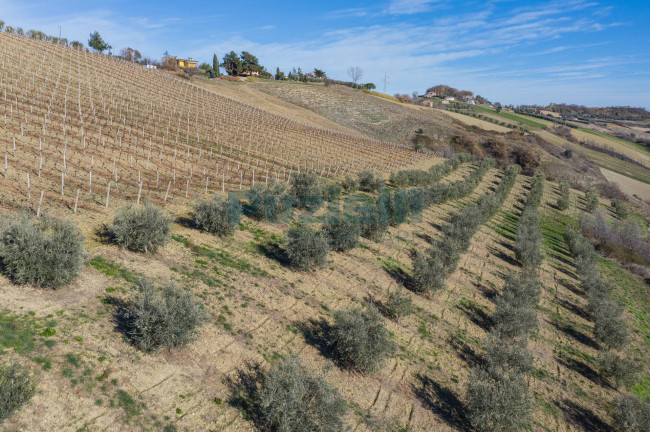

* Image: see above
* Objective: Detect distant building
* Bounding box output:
[444,96,455,101]
[420,91,438,98]
[174,56,197,68]
[420,100,435,108]
[144,64,157,70]
[467,99,475,105]
[240,71,260,77]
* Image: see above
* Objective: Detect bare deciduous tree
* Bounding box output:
[347,66,363,84]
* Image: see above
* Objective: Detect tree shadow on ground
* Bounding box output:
[295,318,335,363]
[110,297,136,347]
[448,332,483,367]
[382,262,415,292]
[95,223,116,245]
[497,240,515,252]
[556,298,591,321]
[456,301,493,331]
[554,274,585,296]
[413,374,470,431]
[556,398,612,432]
[488,245,519,267]
[548,320,599,349]
[555,356,604,387]
[256,241,290,268]
[225,362,267,431]
[175,215,197,230]
[415,232,434,245]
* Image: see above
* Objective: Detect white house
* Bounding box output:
[144,64,157,70]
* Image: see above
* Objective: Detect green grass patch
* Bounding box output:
[116,389,142,417]
[0,313,37,354]
[576,127,650,154]
[172,234,268,277]
[90,256,139,283]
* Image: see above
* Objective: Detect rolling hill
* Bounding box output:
[0,32,649,432]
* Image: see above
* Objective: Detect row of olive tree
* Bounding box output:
[422,158,495,208]
[389,153,473,188]
[466,175,545,431]
[413,164,521,295]
[564,227,648,430]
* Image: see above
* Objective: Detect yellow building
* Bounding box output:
[174,56,198,69]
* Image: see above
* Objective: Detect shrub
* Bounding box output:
[412,251,445,294]
[556,181,570,210]
[585,188,599,212]
[111,202,171,253]
[291,172,323,209]
[612,199,629,219]
[596,350,638,388]
[482,137,510,164]
[0,363,36,423]
[259,356,348,432]
[466,366,530,432]
[0,214,85,288]
[193,196,240,236]
[451,133,482,156]
[341,175,359,193]
[358,171,384,192]
[286,225,329,270]
[322,217,359,252]
[512,146,540,174]
[331,304,396,373]
[383,289,414,321]
[124,279,207,352]
[612,395,650,432]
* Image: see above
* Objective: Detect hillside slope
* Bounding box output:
[0,33,425,217]
[0,33,649,432]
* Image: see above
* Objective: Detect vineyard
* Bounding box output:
[0,33,649,432]
[0,32,422,216]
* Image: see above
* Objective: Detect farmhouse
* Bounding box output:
[174,56,198,68]
[420,100,435,108]
[420,91,438,98]
[240,70,261,77]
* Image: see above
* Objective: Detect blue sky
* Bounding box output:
[1,0,649,107]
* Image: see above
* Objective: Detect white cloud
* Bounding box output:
[386,0,444,15]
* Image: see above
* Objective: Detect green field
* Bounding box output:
[473,106,549,129]
[577,126,650,154]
